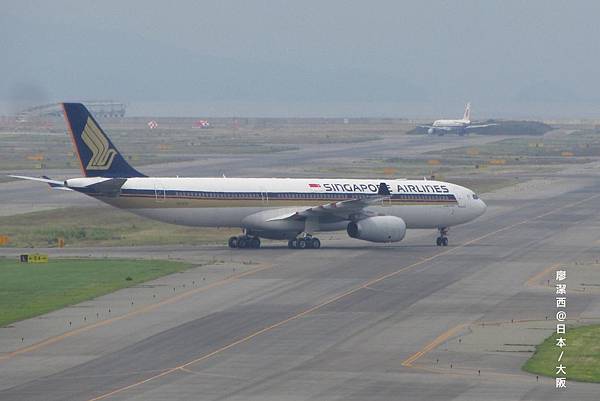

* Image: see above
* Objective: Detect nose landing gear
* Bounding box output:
[436,227,449,246]
[288,235,321,249]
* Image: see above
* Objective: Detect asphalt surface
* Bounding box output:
[1,173,599,400]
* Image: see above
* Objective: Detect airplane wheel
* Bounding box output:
[311,238,321,249]
[442,237,448,247]
[237,237,248,248]
[297,239,307,249]
[228,236,238,248]
[288,239,296,249]
[436,237,442,246]
[250,237,261,249]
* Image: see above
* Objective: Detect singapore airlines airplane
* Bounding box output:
[11,103,486,249]
[420,102,496,136]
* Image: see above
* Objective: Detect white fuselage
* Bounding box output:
[428,119,472,135]
[67,177,487,238]
[432,118,470,128]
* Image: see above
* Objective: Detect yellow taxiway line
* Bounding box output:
[403,317,591,384]
[525,263,561,288]
[402,318,546,368]
[402,323,468,367]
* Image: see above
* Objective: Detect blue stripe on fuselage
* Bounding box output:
[77,187,458,203]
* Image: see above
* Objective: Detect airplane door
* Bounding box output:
[456,192,466,208]
[260,188,269,205]
[154,183,166,202]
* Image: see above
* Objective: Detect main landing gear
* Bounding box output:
[288,235,321,250]
[228,235,261,249]
[436,227,449,247]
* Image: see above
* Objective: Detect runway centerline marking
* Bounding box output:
[86,193,600,401]
[0,262,274,362]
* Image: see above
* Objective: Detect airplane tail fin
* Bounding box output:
[463,102,471,121]
[62,103,145,178]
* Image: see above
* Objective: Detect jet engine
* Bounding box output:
[347,216,406,243]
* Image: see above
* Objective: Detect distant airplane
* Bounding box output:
[194,119,210,128]
[419,102,496,136]
[12,103,486,249]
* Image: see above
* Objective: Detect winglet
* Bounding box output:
[378,182,391,196]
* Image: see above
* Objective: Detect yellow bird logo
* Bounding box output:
[81,117,117,170]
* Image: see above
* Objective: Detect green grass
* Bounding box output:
[0,207,238,248]
[523,324,600,383]
[0,257,192,327]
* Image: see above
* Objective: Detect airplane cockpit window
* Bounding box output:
[472,193,479,200]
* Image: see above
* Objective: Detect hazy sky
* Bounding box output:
[2,1,600,117]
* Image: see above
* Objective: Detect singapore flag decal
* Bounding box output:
[308,183,321,188]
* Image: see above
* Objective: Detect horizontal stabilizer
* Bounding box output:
[9,175,73,191]
[10,175,64,186]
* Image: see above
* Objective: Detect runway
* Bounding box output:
[1,173,599,400]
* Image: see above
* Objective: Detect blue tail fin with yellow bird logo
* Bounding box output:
[62,103,145,178]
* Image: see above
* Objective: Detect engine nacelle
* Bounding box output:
[347,216,406,243]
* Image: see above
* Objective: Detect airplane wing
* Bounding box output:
[266,183,391,222]
[465,123,498,130]
[9,175,73,191]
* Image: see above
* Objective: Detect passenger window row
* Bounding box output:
[166,192,455,201]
